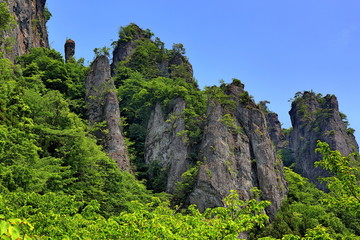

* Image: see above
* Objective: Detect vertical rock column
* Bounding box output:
[64,39,75,62]
[190,82,287,219]
[85,55,131,172]
[288,91,358,189]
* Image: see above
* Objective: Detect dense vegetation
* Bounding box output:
[1,14,359,239]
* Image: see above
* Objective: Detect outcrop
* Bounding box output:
[189,82,287,218]
[145,98,191,193]
[259,101,286,149]
[1,0,49,61]
[111,23,194,84]
[85,55,131,172]
[110,24,287,218]
[110,23,146,75]
[64,39,75,62]
[288,91,358,189]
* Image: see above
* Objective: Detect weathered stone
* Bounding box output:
[85,55,131,172]
[190,82,287,219]
[190,100,256,211]
[1,0,49,61]
[64,39,75,62]
[259,101,286,149]
[145,98,190,193]
[288,91,359,189]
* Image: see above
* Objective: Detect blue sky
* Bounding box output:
[47,0,360,142]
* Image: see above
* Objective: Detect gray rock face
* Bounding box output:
[266,112,286,148]
[1,0,49,60]
[190,100,256,211]
[190,83,287,219]
[145,98,190,193]
[85,55,131,172]
[64,39,75,63]
[289,91,358,189]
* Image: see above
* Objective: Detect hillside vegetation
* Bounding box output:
[0,8,359,238]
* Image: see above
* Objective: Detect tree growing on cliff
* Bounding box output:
[315,141,360,211]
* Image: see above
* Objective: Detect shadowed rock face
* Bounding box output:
[1,0,49,60]
[288,91,359,189]
[85,55,131,172]
[266,112,286,148]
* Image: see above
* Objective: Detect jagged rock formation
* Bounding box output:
[111,23,194,84]
[111,24,146,74]
[85,55,131,172]
[110,24,287,218]
[1,0,49,60]
[145,98,191,193]
[189,82,287,218]
[259,101,286,149]
[266,112,286,148]
[64,39,75,62]
[288,91,358,189]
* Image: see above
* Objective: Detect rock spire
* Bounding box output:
[85,55,131,172]
[64,39,75,62]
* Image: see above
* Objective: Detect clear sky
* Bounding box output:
[47,0,360,142]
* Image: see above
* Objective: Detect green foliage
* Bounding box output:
[117,70,205,185]
[43,5,52,23]
[93,47,110,58]
[221,113,243,134]
[145,161,168,193]
[315,141,360,212]
[0,47,155,220]
[346,127,355,135]
[0,2,16,57]
[17,48,88,116]
[114,26,204,181]
[118,23,153,43]
[204,85,236,110]
[0,2,13,32]
[277,148,295,167]
[173,162,200,203]
[126,40,163,79]
[239,91,254,105]
[257,167,359,239]
[2,21,359,239]
[0,190,270,239]
[0,216,33,240]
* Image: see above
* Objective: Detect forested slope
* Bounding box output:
[0,1,359,239]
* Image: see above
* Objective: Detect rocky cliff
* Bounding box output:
[0,0,49,61]
[145,98,191,193]
[110,23,147,75]
[110,24,287,218]
[111,23,194,84]
[259,101,286,149]
[85,55,131,172]
[288,91,358,189]
[189,82,287,218]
